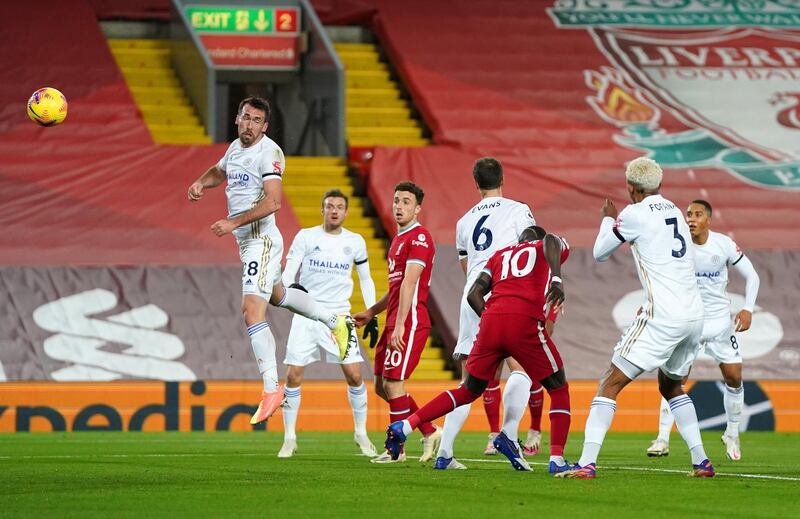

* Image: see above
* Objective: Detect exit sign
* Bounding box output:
[185,6,300,35]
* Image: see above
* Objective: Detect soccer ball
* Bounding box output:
[27,87,68,127]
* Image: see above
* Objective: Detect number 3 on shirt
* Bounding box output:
[665,217,687,258]
[472,215,493,251]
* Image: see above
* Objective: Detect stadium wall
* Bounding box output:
[1,380,796,432]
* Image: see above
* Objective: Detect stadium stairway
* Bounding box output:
[335,42,428,147]
[108,39,212,145]
[284,156,451,379]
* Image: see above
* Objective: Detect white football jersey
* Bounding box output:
[692,230,743,320]
[455,197,535,284]
[282,226,369,312]
[217,135,286,240]
[614,194,703,321]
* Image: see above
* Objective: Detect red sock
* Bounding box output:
[388,394,412,424]
[407,394,437,436]
[529,385,544,431]
[407,385,480,430]
[547,384,571,457]
[483,380,501,433]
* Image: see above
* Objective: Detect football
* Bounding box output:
[27,87,68,126]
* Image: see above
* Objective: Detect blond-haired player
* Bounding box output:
[187,96,354,426]
[558,157,715,479]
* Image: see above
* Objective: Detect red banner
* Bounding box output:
[199,34,300,69]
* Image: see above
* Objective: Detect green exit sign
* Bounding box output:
[186,6,281,34]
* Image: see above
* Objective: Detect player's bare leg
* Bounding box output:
[243,295,285,425]
[341,362,376,456]
[719,362,744,460]
[270,282,355,360]
[278,365,304,457]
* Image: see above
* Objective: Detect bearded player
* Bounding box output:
[187,96,354,425]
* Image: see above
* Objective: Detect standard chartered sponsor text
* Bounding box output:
[209,46,294,60]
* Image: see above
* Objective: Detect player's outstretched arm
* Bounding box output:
[733,254,761,332]
[467,273,492,317]
[188,165,225,201]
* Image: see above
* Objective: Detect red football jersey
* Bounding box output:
[481,237,569,320]
[385,223,435,329]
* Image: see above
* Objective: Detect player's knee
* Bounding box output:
[657,371,683,399]
[723,374,742,388]
[464,373,488,396]
[344,369,362,387]
[286,371,303,387]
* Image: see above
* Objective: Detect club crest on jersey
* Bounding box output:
[549,1,800,190]
[344,246,352,255]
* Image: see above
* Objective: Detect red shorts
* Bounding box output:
[374,325,431,381]
[466,313,563,383]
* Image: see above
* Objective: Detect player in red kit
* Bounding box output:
[353,181,441,463]
[383,227,574,474]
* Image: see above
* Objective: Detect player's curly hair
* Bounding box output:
[625,156,662,191]
[394,181,424,204]
[238,96,271,121]
[473,157,503,190]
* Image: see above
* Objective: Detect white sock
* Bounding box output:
[657,396,674,442]
[550,455,565,466]
[436,403,471,459]
[278,287,338,329]
[668,394,708,465]
[347,383,368,436]
[401,419,413,436]
[282,385,301,440]
[247,322,278,392]
[578,397,617,467]
[723,383,744,438]
[500,371,532,443]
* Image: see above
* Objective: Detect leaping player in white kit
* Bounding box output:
[558,157,715,479]
[187,96,354,426]
[278,189,378,458]
[646,199,760,461]
[435,157,540,470]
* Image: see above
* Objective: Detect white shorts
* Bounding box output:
[700,316,741,365]
[454,297,480,357]
[613,316,703,380]
[238,236,283,300]
[284,314,364,366]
